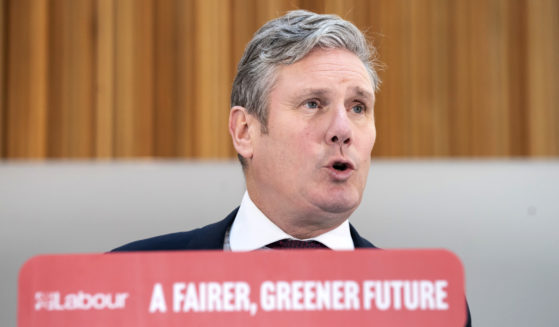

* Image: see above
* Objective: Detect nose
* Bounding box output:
[325,106,352,147]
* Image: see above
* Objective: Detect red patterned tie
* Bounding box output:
[267,239,329,249]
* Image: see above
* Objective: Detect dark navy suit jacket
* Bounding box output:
[111,207,471,326]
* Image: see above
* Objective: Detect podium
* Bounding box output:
[18,249,466,326]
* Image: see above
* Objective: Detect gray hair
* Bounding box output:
[231,10,380,166]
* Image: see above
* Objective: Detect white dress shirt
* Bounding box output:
[227,191,355,251]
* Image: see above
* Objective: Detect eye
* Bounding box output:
[304,100,320,109]
[352,103,365,114]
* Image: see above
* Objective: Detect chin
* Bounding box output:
[314,194,360,215]
[303,184,362,215]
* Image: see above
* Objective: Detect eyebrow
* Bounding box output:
[350,86,374,102]
[290,86,375,106]
[293,87,373,98]
[292,88,331,99]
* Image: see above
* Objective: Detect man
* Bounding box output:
[113,10,471,326]
[113,10,379,252]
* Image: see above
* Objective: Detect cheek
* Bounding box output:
[269,130,309,166]
[357,125,376,155]
[289,134,312,163]
[298,127,323,156]
[371,124,377,147]
[368,130,376,153]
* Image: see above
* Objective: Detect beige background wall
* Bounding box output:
[1,0,558,159]
[1,160,558,326]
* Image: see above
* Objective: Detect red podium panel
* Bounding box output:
[18,249,466,326]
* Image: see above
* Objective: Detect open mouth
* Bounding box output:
[332,161,350,171]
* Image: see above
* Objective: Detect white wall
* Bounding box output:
[1,160,558,326]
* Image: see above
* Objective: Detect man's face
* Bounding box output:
[247,48,376,231]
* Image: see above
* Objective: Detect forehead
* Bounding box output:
[275,48,374,92]
[270,48,375,103]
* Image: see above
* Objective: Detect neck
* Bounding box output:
[245,187,351,239]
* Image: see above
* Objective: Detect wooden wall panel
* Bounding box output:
[505,0,528,157]
[526,0,559,156]
[448,0,473,156]
[231,0,257,77]
[114,0,154,157]
[428,0,452,156]
[6,0,48,158]
[46,0,66,157]
[469,0,504,156]
[193,0,233,158]
[47,0,95,158]
[255,0,294,26]
[408,0,434,156]
[95,0,115,158]
[175,0,196,157]
[1,0,558,159]
[367,0,408,157]
[153,0,177,157]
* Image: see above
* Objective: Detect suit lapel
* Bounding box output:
[184,208,238,250]
[350,223,377,249]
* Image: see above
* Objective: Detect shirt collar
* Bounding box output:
[229,191,354,251]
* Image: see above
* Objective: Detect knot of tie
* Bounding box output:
[267,239,329,249]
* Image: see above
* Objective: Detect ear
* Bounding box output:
[229,106,255,160]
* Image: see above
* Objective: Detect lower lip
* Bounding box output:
[326,167,354,181]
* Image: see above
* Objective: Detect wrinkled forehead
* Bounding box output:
[276,47,375,90]
[273,48,375,95]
